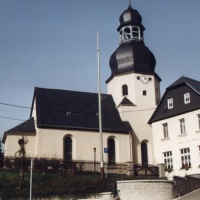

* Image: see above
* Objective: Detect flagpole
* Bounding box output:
[97,31,104,179]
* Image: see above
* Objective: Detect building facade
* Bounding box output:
[149,77,200,178]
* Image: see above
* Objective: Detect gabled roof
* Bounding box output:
[31,87,132,133]
[149,76,200,124]
[2,118,36,143]
[167,76,200,93]
[118,97,136,107]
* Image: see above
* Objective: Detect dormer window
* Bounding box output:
[184,93,190,104]
[167,98,173,109]
[119,25,141,43]
[122,84,128,96]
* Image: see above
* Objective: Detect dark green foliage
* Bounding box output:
[0,170,165,199]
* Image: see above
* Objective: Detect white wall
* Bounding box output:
[33,128,131,163]
[107,72,160,164]
[4,134,35,157]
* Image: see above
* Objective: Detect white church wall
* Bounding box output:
[107,72,159,165]
[107,73,137,107]
[107,72,159,109]
[152,109,200,178]
[34,128,131,163]
[4,134,35,157]
[119,106,154,164]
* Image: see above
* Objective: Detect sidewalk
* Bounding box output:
[174,188,200,200]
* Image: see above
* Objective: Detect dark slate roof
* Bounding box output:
[31,87,132,133]
[2,118,36,143]
[167,76,200,93]
[118,97,135,107]
[108,41,157,77]
[149,76,200,123]
[107,5,161,83]
[5,118,35,133]
[118,4,144,31]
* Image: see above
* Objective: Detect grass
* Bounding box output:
[0,170,163,199]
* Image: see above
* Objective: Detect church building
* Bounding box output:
[2,4,161,168]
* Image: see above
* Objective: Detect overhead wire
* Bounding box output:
[0,115,25,122]
[0,102,31,109]
[0,100,157,122]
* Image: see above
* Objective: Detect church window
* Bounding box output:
[119,25,141,43]
[141,141,148,165]
[167,98,173,109]
[108,138,115,164]
[122,85,128,96]
[124,27,131,40]
[184,93,190,104]
[132,27,140,40]
[163,123,169,138]
[64,136,72,161]
[137,76,140,80]
[163,151,173,170]
[143,90,147,96]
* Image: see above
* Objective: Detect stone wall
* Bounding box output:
[117,180,174,200]
[173,175,200,197]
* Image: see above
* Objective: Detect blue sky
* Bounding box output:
[1,0,200,141]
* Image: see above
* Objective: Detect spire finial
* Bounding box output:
[129,0,132,8]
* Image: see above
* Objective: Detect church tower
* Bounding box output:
[106,4,161,165]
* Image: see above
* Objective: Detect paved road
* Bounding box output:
[174,188,200,200]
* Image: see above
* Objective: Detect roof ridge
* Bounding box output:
[34,87,109,96]
[167,76,200,89]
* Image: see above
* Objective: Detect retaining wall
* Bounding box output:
[173,175,200,198]
[117,180,174,200]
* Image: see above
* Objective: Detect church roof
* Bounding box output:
[107,5,160,83]
[31,87,132,133]
[118,97,135,107]
[149,76,200,123]
[118,4,144,31]
[2,118,36,143]
[5,118,35,133]
[108,41,156,77]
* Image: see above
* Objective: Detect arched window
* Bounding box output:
[119,25,141,42]
[122,85,128,96]
[108,138,115,164]
[132,27,140,40]
[64,136,72,161]
[141,141,148,165]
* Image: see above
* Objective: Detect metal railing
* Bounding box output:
[0,157,158,176]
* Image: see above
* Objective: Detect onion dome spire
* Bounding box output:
[107,4,156,81]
